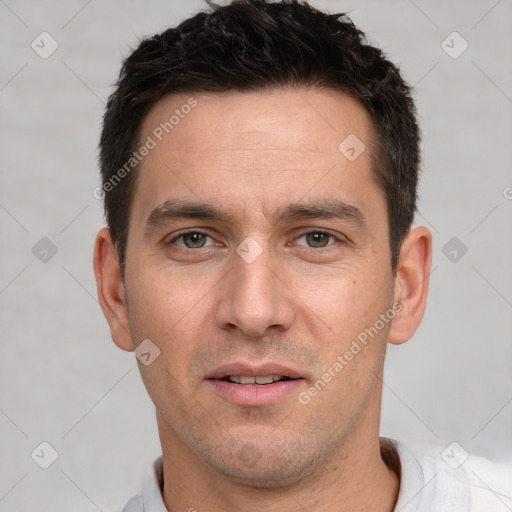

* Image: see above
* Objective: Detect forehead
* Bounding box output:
[133,88,380,222]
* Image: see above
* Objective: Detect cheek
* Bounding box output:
[127,264,217,340]
[294,262,391,340]
[127,271,213,398]
[125,275,216,405]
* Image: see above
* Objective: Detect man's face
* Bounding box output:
[123,89,396,486]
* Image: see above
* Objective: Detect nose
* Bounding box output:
[215,244,295,337]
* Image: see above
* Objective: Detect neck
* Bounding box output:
[157,413,399,512]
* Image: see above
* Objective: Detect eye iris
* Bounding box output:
[306,232,329,247]
[183,233,206,248]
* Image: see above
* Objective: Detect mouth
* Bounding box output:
[206,363,306,406]
[216,375,297,385]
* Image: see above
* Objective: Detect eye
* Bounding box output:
[172,232,216,249]
[296,231,338,248]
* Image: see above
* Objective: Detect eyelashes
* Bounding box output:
[171,231,217,249]
[166,229,344,251]
[293,230,339,248]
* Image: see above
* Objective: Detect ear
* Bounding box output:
[388,226,432,345]
[93,228,134,352]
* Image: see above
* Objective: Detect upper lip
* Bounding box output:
[207,362,304,380]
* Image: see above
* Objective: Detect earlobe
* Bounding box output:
[388,226,432,345]
[93,228,134,352]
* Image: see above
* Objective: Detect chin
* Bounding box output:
[202,441,319,489]
[218,464,307,489]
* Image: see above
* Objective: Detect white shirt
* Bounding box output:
[122,437,512,511]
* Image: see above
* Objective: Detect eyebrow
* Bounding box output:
[144,199,236,237]
[272,200,367,230]
[144,198,367,237]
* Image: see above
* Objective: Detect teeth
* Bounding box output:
[228,375,283,385]
[255,375,274,384]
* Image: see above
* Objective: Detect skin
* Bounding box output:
[94,88,432,512]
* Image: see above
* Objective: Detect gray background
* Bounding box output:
[1,0,511,510]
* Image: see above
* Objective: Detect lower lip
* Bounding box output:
[207,379,305,406]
